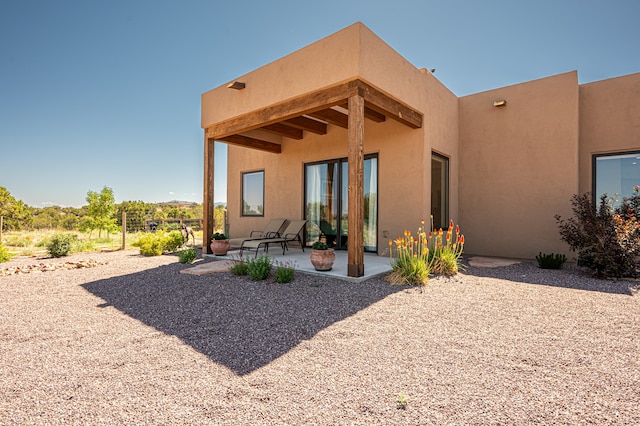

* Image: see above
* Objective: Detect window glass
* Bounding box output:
[594,151,640,204]
[304,155,378,251]
[431,153,449,230]
[242,171,264,216]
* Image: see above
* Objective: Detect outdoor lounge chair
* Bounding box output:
[228,218,288,249]
[240,220,307,257]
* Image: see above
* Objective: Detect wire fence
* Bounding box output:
[0,211,228,256]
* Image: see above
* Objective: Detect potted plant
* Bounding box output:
[310,241,335,271]
[210,232,230,256]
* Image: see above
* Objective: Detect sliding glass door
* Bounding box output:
[305,155,378,251]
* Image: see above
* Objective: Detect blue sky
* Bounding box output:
[1,0,639,208]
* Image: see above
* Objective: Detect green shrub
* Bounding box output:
[274,260,296,283]
[47,233,77,257]
[247,255,273,281]
[556,191,640,278]
[163,231,184,253]
[536,252,567,269]
[0,243,14,263]
[133,231,185,257]
[178,247,197,264]
[133,233,165,256]
[229,254,249,275]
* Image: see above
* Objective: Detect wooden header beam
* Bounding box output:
[357,82,422,129]
[205,80,359,140]
[204,79,422,140]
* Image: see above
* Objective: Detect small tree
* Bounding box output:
[0,186,33,231]
[85,186,118,238]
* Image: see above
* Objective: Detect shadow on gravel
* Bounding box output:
[461,260,639,296]
[82,259,403,376]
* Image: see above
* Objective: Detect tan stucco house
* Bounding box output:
[201,22,640,277]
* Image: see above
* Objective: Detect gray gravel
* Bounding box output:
[1,250,639,425]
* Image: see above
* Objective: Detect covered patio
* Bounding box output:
[202,78,422,277]
[202,248,393,283]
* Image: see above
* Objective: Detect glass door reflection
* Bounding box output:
[305,155,377,251]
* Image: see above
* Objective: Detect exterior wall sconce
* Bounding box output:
[493,100,507,107]
[227,81,246,90]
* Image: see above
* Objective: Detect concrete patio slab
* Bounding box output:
[180,259,234,275]
[199,248,393,282]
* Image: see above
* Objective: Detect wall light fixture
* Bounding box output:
[227,81,246,90]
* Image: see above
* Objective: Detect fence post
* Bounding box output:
[0,216,3,243]
[121,212,126,250]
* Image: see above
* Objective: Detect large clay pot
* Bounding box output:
[210,239,230,256]
[310,248,335,271]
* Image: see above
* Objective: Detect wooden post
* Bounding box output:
[347,93,365,277]
[203,135,215,254]
[121,212,126,250]
[0,216,3,243]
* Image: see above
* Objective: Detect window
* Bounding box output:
[304,155,378,251]
[593,151,640,205]
[242,170,264,216]
[431,152,449,230]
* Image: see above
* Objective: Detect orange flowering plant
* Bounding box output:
[429,217,465,275]
[386,216,465,285]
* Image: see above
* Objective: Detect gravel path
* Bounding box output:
[1,250,639,425]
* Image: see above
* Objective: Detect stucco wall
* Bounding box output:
[212,23,460,255]
[578,73,640,194]
[459,72,579,259]
[201,23,362,128]
[226,119,427,254]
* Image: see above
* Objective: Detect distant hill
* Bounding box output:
[155,200,227,208]
[158,200,200,208]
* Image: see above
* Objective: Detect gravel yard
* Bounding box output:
[1,250,639,425]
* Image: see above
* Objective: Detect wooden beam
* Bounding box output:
[284,116,327,135]
[205,80,359,139]
[203,136,215,254]
[307,108,349,128]
[340,103,386,123]
[218,134,282,154]
[363,106,386,123]
[358,81,422,129]
[261,123,303,140]
[204,79,421,140]
[347,93,365,277]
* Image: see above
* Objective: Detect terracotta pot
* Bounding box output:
[210,239,230,256]
[310,248,335,271]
